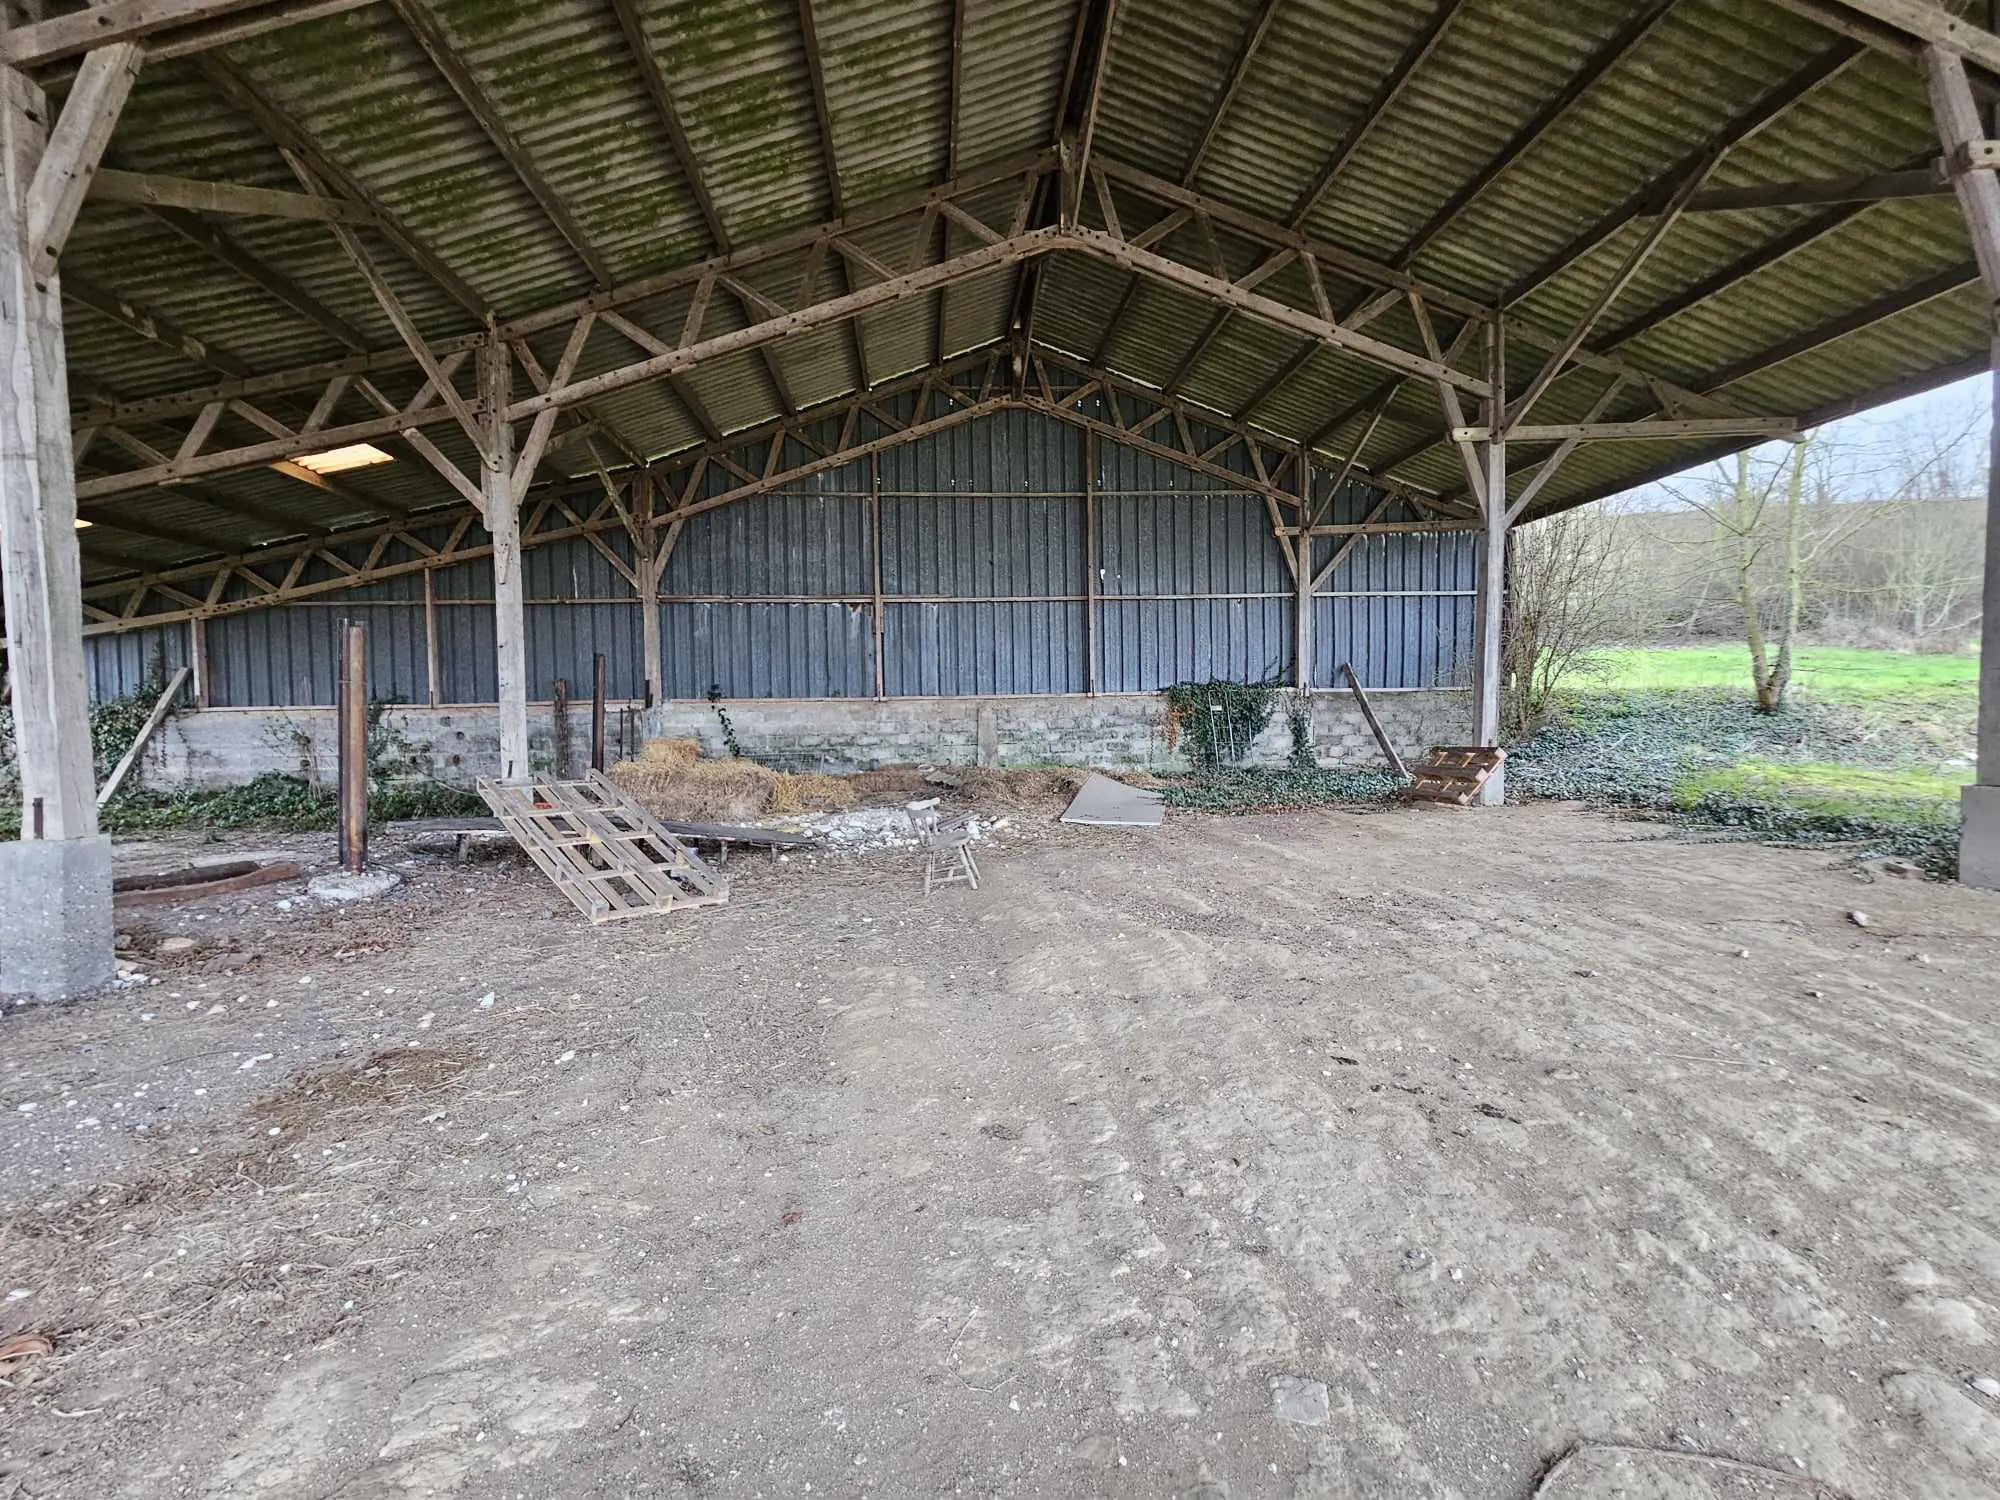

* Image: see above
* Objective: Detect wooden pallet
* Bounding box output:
[477,770,728,925]
[1401,746,1507,807]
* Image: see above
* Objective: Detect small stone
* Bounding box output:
[1270,1375,1330,1427]
[1971,1376,2000,1400]
[158,936,198,955]
[1847,910,1871,928]
[1402,1248,1432,1272]
[308,869,404,903]
[1882,859,1922,879]
[1735,948,1751,959]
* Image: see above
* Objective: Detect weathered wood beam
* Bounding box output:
[88,165,380,223]
[1817,0,2000,74]
[144,203,369,350]
[1700,262,1977,392]
[946,0,967,177]
[25,43,142,277]
[1682,166,1948,212]
[1451,417,1799,442]
[0,0,329,66]
[796,0,843,216]
[1590,149,1937,350]
[65,271,251,377]
[1182,0,1281,186]
[1502,39,1865,309]
[1288,0,1464,229]
[1066,0,1120,224]
[198,54,487,318]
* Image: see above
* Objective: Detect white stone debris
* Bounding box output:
[1270,1375,1330,1426]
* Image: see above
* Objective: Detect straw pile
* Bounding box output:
[609,738,857,822]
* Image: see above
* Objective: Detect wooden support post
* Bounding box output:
[1294,450,1313,690]
[1341,661,1408,778]
[479,338,530,781]
[1,67,101,844]
[551,676,571,778]
[1084,427,1098,695]
[422,564,441,706]
[336,621,368,874]
[1472,320,1508,806]
[0,56,130,1000]
[189,614,210,707]
[870,449,886,698]
[634,474,662,708]
[591,652,607,773]
[1925,43,2000,886]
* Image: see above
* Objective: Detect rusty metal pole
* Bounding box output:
[337,621,368,874]
[590,652,608,773]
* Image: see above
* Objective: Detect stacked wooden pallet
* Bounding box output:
[1400,747,1507,807]
[478,770,728,925]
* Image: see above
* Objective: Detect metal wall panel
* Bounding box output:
[1097,491,1289,596]
[527,602,645,701]
[1097,599,1292,694]
[884,602,1087,697]
[881,496,1085,597]
[662,491,873,597]
[83,410,1476,708]
[660,602,874,700]
[206,604,429,707]
[82,623,192,703]
[880,405,1082,493]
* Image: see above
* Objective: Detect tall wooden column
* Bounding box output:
[0,48,141,998]
[1472,321,1508,805]
[479,340,531,782]
[1926,44,2000,886]
[634,473,663,707]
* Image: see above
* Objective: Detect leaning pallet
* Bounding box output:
[478,770,728,925]
[1400,747,1507,807]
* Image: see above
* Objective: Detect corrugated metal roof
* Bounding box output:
[33,0,1999,595]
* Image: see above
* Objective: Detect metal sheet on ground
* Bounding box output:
[1060,772,1166,828]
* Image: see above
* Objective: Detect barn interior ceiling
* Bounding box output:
[12,0,1996,596]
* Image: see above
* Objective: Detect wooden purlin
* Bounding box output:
[478,771,728,925]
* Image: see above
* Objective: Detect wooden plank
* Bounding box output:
[27,44,142,280]
[1340,661,1407,778]
[97,666,191,806]
[0,0,267,66]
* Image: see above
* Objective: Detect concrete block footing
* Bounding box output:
[1959,784,2000,890]
[0,835,115,1002]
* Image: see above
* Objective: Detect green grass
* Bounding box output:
[1673,759,1969,828]
[1591,645,1978,707]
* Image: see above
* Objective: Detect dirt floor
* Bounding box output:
[3,797,1999,1499]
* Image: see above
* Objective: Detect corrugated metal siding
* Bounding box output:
[77,408,1475,706]
[83,622,193,703]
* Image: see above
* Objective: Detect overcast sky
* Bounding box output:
[1616,371,1991,509]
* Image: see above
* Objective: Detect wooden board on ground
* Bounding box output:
[1401,747,1506,807]
[1060,772,1166,828]
[477,770,728,925]
[113,860,301,907]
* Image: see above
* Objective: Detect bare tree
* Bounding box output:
[1502,506,1627,735]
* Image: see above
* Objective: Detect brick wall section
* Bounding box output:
[646,691,1471,773]
[133,691,1470,790]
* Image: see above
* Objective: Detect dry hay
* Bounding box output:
[611,741,855,821]
[847,763,1094,812]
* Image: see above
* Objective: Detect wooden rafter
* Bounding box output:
[1183,0,1281,187]
[1389,0,1679,269]
[1502,39,1865,308]
[197,54,487,318]
[1288,0,1464,230]
[141,202,368,351]
[391,0,612,285]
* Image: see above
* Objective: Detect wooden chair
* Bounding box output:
[906,800,980,894]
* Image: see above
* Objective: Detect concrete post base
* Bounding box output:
[1960,784,2000,890]
[1476,762,1506,807]
[0,835,115,1002]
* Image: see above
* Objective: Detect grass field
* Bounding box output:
[1511,645,1978,875]
[1591,645,1978,706]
